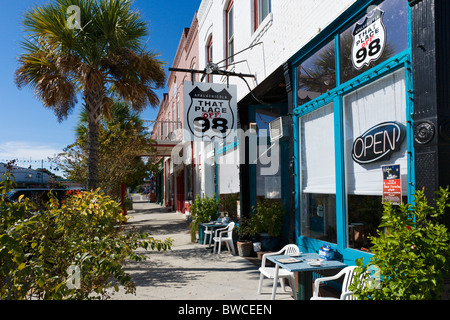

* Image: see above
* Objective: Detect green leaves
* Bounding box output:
[351,187,450,300]
[0,171,172,300]
[189,194,221,242]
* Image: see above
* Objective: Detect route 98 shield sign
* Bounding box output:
[351,7,386,70]
[184,82,237,141]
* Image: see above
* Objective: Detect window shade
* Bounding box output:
[218,147,240,194]
[300,103,336,194]
[344,69,407,196]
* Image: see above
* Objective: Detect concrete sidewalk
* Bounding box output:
[108,195,294,300]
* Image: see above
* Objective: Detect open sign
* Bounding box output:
[352,122,405,164]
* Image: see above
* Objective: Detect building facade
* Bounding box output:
[152,0,450,265]
[0,162,50,187]
[150,14,199,213]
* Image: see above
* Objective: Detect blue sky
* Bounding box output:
[0,0,201,172]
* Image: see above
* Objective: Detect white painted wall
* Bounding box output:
[197,0,356,101]
[194,0,357,198]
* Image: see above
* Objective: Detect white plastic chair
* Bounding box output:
[213,222,236,258]
[310,266,358,300]
[203,224,214,247]
[257,244,300,299]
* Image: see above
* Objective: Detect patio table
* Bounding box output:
[199,222,229,247]
[267,253,347,300]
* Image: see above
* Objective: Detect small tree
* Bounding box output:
[0,167,172,300]
[55,102,155,199]
[189,194,220,243]
[351,187,450,300]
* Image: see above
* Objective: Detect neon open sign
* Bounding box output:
[352,122,405,164]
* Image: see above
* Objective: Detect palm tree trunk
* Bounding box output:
[84,90,104,191]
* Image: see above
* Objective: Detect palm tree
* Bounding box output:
[71,101,154,199]
[15,0,166,190]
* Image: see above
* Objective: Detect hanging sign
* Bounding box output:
[352,121,405,164]
[351,7,387,70]
[183,81,237,141]
[382,164,402,205]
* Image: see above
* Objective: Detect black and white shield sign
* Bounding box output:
[351,8,387,70]
[184,82,237,141]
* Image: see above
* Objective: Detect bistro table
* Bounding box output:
[267,253,347,300]
[199,222,229,247]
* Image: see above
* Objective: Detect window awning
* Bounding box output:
[141,140,182,157]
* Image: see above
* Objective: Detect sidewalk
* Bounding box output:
[108,194,294,300]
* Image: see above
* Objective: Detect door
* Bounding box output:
[176,170,185,213]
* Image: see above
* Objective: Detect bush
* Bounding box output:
[0,169,172,300]
[350,187,450,300]
[252,200,286,237]
[189,194,220,242]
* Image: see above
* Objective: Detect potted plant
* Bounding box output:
[236,215,258,257]
[189,194,220,243]
[252,199,286,251]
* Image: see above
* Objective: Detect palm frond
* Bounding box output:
[16,39,78,122]
[95,0,148,51]
[103,48,166,109]
[16,0,166,123]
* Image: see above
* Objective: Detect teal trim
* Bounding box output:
[294,50,410,116]
[214,142,219,198]
[333,33,346,252]
[292,66,301,241]
[333,95,346,253]
[334,34,341,87]
[217,141,238,155]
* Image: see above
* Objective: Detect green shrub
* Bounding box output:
[253,200,286,237]
[350,187,450,300]
[0,170,172,300]
[189,194,220,242]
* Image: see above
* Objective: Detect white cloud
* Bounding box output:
[0,141,64,161]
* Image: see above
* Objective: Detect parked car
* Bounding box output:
[6,188,69,204]
[2,189,66,218]
[5,188,85,211]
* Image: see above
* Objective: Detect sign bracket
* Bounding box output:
[169,67,256,81]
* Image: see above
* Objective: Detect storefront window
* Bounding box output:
[344,69,408,251]
[339,0,408,84]
[300,103,337,243]
[255,107,281,201]
[297,38,336,106]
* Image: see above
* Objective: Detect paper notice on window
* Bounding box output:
[382,164,402,205]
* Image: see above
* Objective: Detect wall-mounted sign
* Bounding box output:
[352,121,405,164]
[351,7,387,70]
[382,164,402,205]
[184,81,237,141]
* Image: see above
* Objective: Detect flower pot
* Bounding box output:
[237,241,253,257]
[259,233,279,251]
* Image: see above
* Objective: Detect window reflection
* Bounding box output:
[297,39,336,105]
[340,0,408,83]
[255,107,281,201]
